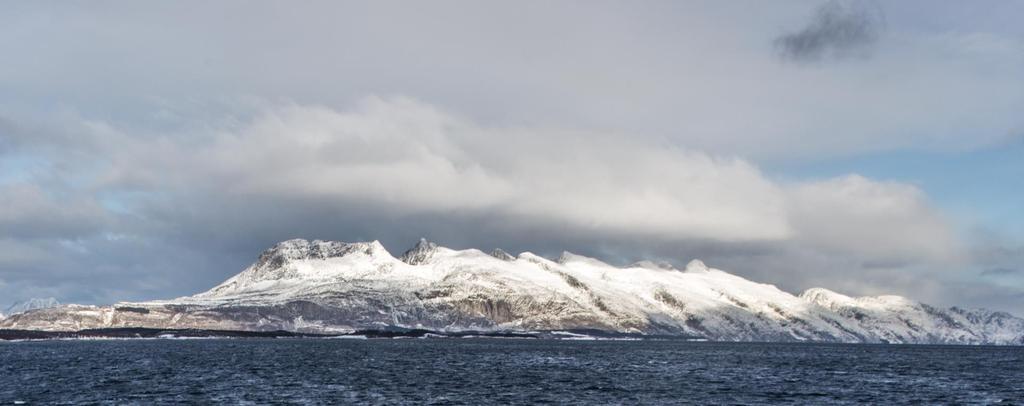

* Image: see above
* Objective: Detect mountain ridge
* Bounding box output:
[1,238,1021,344]
[4,297,61,317]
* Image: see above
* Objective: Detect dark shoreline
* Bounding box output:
[0,327,544,341]
[0,327,701,341]
[0,328,336,341]
[3,328,1022,345]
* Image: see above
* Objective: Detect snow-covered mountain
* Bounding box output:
[4,297,60,317]
[2,239,1022,344]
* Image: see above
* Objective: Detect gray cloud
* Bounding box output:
[0,2,1020,161]
[776,0,885,62]
[973,239,1024,277]
[0,184,111,240]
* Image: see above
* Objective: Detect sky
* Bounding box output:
[1,0,1022,314]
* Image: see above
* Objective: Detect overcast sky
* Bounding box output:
[1,0,1022,314]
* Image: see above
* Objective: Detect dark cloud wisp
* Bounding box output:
[776,0,885,62]
[982,267,1021,277]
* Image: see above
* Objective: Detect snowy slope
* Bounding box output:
[2,239,1022,344]
[4,297,60,316]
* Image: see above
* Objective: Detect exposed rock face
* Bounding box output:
[400,238,439,265]
[3,239,1022,344]
[489,249,515,262]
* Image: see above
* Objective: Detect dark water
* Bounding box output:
[1,339,1022,405]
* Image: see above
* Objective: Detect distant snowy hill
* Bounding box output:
[2,239,1022,344]
[4,297,60,316]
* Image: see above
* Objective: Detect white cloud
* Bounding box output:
[788,175,960,263]
[63,96,957,263]
[0,95,999,311]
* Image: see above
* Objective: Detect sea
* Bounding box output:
[1,338,1021,404]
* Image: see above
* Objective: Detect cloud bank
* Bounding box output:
[0,97,965,307]
[14,97,957,250]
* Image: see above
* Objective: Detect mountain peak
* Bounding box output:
[555,251,577,264]
[259,239,353,265]
[196,239,396,297]
[490,248,515,261]
[801,287,854,309]
[400,238,440,265]
[557,251,611,267]
[685,259,709,272]
[251,239,393,272]
[4,297,61,316]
